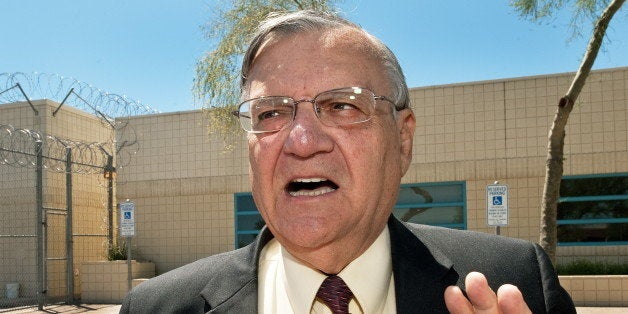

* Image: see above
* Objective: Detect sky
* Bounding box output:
[1,0,627,113]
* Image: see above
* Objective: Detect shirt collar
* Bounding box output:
[282,226,393,313]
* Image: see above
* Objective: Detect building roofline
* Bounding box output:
[408,66,628,91]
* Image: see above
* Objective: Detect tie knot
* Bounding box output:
[316,275,354,314]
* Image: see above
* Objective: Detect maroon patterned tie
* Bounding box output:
[316,275,354,314]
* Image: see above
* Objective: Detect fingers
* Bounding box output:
[444,272,532,314]
[497,284,532,314]
[445,285,474,313]
[464,272,499,313]
[444,272,497,314]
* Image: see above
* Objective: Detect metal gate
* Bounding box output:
[0,125,113,310]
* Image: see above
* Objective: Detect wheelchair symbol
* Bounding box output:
[492,196,503,206]
[124,211,132,219]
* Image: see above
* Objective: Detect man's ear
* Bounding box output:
[397,109,415,175]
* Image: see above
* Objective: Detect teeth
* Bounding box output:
[289,186,335,197]
[292,178,326,183]
[287,177,338,197]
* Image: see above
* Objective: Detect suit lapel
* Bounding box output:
[199,218,458,313]
[389,217,459,313]
[201,227,274,313]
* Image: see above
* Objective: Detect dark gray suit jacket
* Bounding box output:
[120,216,575,313]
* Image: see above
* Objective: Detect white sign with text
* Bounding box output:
[120,201,136,237]
[487,184,509,226]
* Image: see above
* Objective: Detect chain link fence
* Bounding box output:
[0,126,113,310]
[0,72,152,310]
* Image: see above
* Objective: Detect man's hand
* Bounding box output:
[444,272,532,314]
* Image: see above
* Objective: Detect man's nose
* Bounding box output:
[282,102,334,157]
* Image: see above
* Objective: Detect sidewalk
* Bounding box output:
[577,308,628,314]
[0,304,120,313]
[2,305,628,313]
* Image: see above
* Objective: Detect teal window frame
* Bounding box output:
[393,181,467,229]
[234,192,264,249]
[557,173,628,247]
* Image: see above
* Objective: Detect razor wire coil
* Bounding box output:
[0,124,113,173]
[0,72,159,118]
[0,72,152,170]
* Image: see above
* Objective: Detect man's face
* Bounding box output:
[245,29,415,263]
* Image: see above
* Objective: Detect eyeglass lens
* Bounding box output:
[239,88,375,132]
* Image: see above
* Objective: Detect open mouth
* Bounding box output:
[286,178,339,197]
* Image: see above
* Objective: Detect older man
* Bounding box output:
[121,10,575,313]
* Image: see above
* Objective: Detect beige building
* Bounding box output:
[116,67,628,275]
[1,67,627,304]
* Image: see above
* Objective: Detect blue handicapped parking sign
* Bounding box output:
[487,184,508,226]
[124,211,132,219]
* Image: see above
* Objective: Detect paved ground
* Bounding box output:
[0,304,120,313]
[576,308,628,314]
[1,305,628,313]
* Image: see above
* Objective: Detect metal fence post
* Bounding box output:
[105,155,114,248]
[65,147,74,304]
[35,140,45,310]
[127,238,132,292]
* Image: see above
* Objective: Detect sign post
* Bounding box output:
[487,182,508,235]
[119,200,135,292]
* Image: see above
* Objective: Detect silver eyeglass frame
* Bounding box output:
[232,86,406,133]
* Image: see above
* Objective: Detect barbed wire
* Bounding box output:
[0,72,155,170]
[0,124,113,174]
[0,72,160,118]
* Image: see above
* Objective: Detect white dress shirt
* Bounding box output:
[258,226,396,314]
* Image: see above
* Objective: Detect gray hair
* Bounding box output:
[240,10,410,110]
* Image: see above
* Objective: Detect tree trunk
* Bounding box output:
[539,0,625,266]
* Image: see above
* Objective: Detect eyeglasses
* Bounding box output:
[233,87,402,133]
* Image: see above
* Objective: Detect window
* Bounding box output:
[392,182,466,229]
[557,173,628,246]
[234,193,264,249]
[234,181,467,248]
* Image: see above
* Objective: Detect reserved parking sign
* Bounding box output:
[487,184,508,226]
[120,201,136,237]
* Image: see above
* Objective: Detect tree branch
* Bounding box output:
[292,0,305,10]
[565,0,625,101]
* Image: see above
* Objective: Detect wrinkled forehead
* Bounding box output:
[317,26,383,54]
[244,27,390,95]
[258,26,384,64]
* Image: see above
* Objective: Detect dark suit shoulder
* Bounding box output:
[120,246,255,314]
[403,223,542,281]
[400,222,575,313]
[404,222,531,246]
